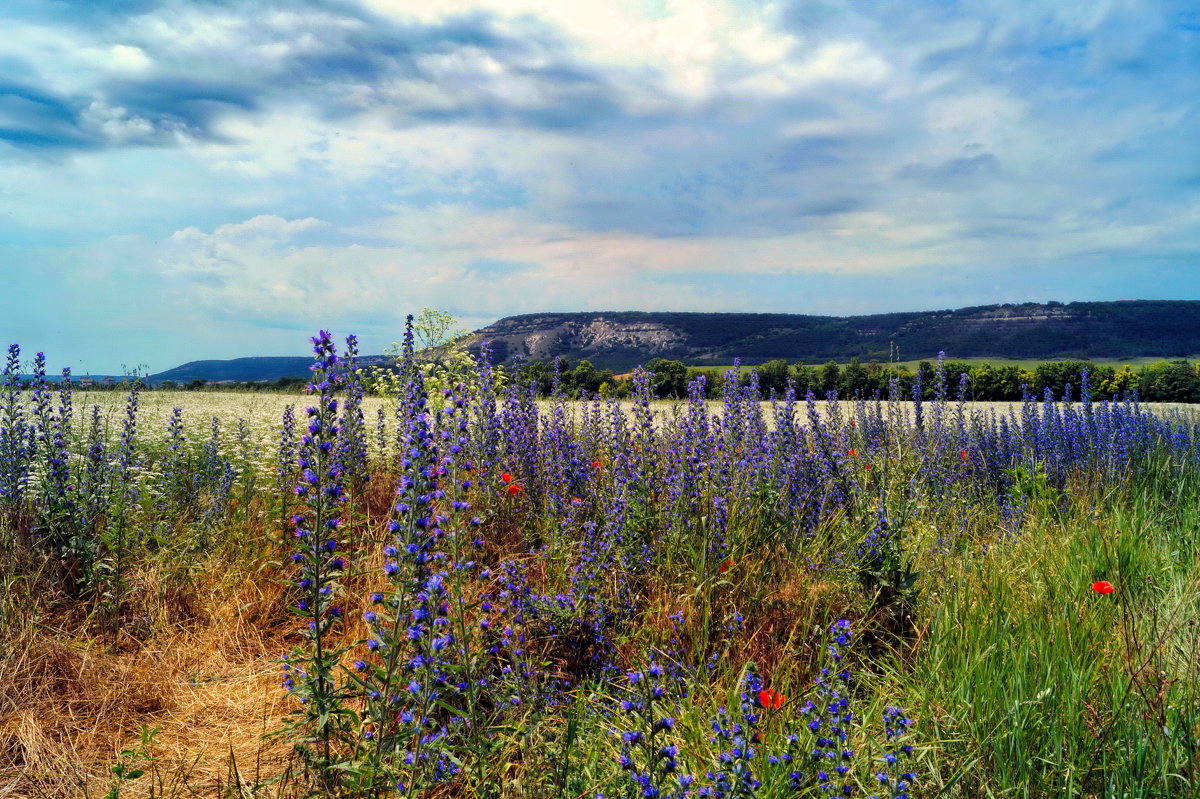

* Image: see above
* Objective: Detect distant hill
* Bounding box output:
[150,300,1200,382]
[150,355,390,384]
[466,301,1200,370]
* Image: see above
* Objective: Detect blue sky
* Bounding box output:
[1,0,1198,373]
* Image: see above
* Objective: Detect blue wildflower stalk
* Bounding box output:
[470,340,503,472]
[81,404,107,524]
[162,408,190,513]
[338,334,369,492]
[481,557,539,710]
[52,368,86,573]
[200,460,237,532]
[437,381,494,768]
[794,620,856,799]
[542,373,583,523]
[193,417,232,544]
[394,315,419,452]
[0,345,31,516]
[356,361,459,795]
[98,384,140,636]
[699,668,764,798]
[628,365,658,502]
[283,331,352,786]
[275,404,298,542]
[376,406,389,466]
[616,661,693,799]
[868,706,916,799]
[196,416,224,496]
[232,416,258,505]
[31,355,76,560]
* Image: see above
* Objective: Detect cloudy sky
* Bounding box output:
[2,0,1198,373]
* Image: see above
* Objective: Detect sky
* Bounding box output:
[1,0,1198,373]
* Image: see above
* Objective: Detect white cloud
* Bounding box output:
[79,100,156,143]
[357,0,896,109]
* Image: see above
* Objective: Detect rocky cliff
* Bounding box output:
[467,301,1200,369]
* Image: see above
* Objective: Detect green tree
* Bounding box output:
[1138,360,1200,402]
[756,359,791,396]
[821,361,841,394]
[1098,365,1138,399]
[1034,361,1095,400]
[644,358,689,398]
[793,364,820,396]
[840,357,869,397]
[968,364,1023,401]
[413,307,468,357]
[569,360,612,396]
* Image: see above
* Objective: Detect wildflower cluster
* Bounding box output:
[615,661,692,799]
[9,323,1200,799]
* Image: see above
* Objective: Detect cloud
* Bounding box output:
[1,0,1198,375]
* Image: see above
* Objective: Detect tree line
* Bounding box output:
[514,357,1200,403]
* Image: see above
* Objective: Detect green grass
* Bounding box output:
[5,395,1200,798]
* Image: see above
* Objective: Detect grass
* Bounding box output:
[2,378,1200,798]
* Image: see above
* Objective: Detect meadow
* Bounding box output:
[2,329,1200,799]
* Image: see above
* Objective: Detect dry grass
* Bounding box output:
[0,471,414,799]
[0,546,298,799]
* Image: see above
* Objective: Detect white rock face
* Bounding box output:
[474,315,687,361]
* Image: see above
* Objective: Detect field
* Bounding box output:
[3,337,1200,798]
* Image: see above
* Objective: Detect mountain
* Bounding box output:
[150,300,1200,382]
[150,355,390,384]
[466,301,1200,370]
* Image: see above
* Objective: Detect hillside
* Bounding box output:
[149,300,1200,381]
[150,355,390,384]
[466,300,1200,370]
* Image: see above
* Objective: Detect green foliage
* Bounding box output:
[365,308,509,404]
[1138,360,1200,402]
[755,359,791,396]
[1004,464,1062,517]
[643,358,688,398]
[104,725,159,799]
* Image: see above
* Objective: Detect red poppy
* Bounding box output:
[960,449,969,461]
[757,688,785,709]
[1092,580,1114,594]
[500,472,513,484]
[570,497,583,505]
[719,558,734,573]
[591,460,603,469]
[847,449,857,456]
[505,483,522,496]
[864,463,873,471]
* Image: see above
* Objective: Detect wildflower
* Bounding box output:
[1092,580,1114,594]
[500,472,513,484]
[757,688,785,709]
[960,449,969,461]
[720,558,734,573]
[847,449,857,456]
[506,483,522,496]
[865,463,873,471]
[591,460,603,469]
